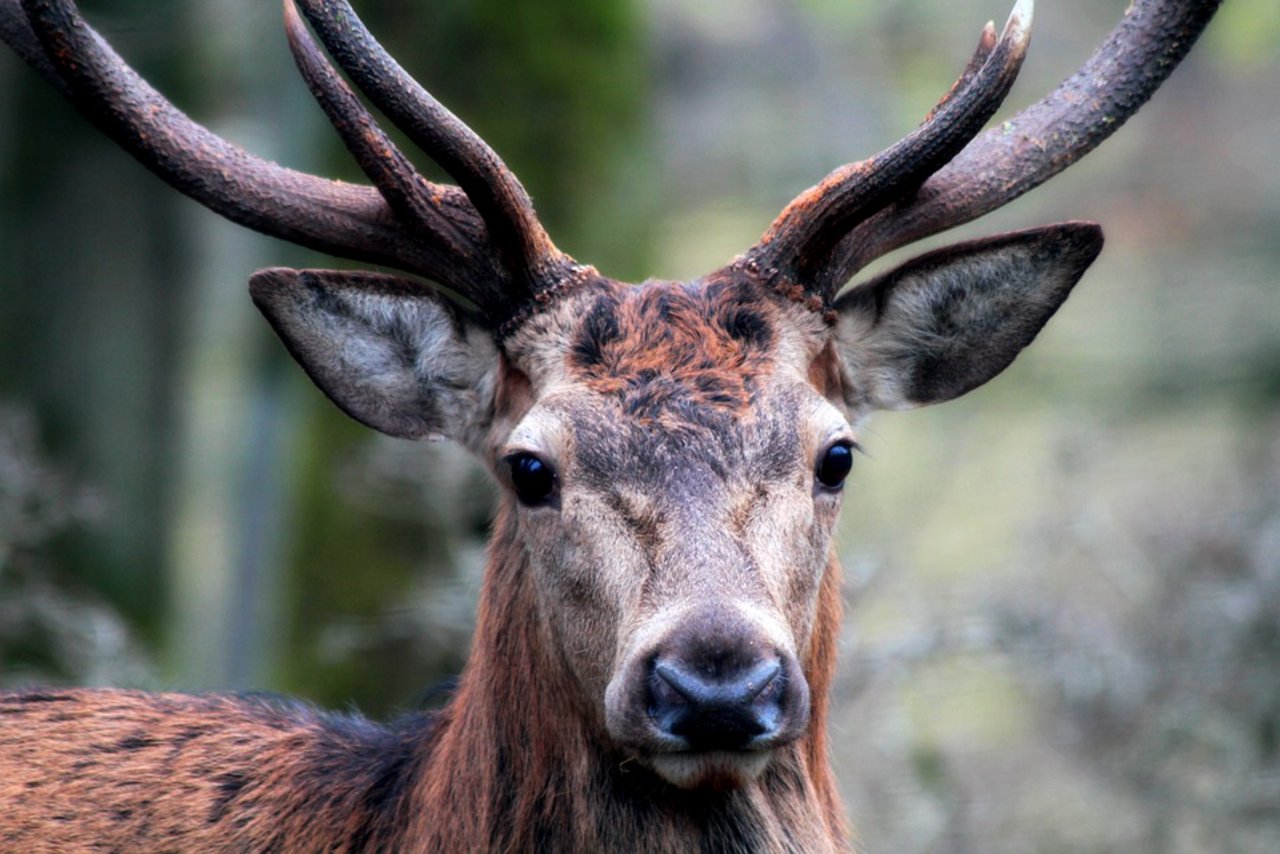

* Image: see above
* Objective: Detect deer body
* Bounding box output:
[0,0,1220,850]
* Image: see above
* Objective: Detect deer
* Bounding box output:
[0,0,1221,850]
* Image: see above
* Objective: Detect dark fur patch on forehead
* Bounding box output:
[567,280,775,421]
[565,370,809,500]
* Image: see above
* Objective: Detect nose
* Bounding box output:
[605,607,811,762]
[648,655,787,751]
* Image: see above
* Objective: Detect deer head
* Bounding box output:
[2,0,1220,795]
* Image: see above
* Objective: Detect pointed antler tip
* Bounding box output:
[282,0,304,37]
[1006,0,1034,40]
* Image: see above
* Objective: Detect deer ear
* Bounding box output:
[250,268,497,445]
[832,223,1103,414]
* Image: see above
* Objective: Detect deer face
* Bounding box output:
[251,221,1101,790]
[494,278,845,788]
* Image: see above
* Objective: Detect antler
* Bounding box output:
[1,0,578,327]
[289,0,578,301]
[749,0,1033,300]
[282,0,462,264]
[739,0,1222,306]
[4,0,1221,326]
[825,0,1222,291]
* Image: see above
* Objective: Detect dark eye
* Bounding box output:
[815,441,854,489]
[507,452,558,506]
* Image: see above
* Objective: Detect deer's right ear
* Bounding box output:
[250,268,498,446]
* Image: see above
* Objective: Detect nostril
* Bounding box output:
[653,659,780,706]
[647,657,788,750]
[741,659,783,702]
[650,667,688,708]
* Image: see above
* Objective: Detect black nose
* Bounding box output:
[647,655,786,751]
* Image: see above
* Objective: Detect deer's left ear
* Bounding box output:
[831,222,1103,415]
[250,268,498,448]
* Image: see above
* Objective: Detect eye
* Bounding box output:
[507,452,558,506]
[815,441,855,490]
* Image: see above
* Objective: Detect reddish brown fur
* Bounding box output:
[493,352,533,418]
[569,280,778,419]
[807,341,847,403]
[805,555,849,842]
[0,691,430,851]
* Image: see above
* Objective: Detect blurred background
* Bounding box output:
[1,0,1277,850]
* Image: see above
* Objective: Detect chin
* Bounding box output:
[646,750,774,791]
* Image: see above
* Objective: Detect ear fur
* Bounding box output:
[249,268,498,446]
[832,222,1103,414]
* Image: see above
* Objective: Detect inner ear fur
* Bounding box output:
[250,268,498,446]
[831,222,1104,414]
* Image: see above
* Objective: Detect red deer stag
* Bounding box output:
[0,0,1221,850]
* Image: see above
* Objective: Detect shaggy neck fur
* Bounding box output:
[403,503,850,852]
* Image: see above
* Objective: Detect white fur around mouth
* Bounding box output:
[646,749,774,790]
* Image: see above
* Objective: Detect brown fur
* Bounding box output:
[808,341,847,404]
[569,280,778,419]
[0,690,431,852]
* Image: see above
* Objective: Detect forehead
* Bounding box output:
[504,275,838,485]
[506,272,830,390]
[567,278,777,421]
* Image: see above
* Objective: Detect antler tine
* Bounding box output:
[281,1,494,304]
[0,0,68,97]
[293,0,578,300]
[749,0,1033,303]
[824,0,1223,291]
[7,0,501,302]
[925,19,998,125]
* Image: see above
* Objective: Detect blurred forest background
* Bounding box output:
[1,0,1278,850]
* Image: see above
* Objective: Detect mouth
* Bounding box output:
[642,748,775,791]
